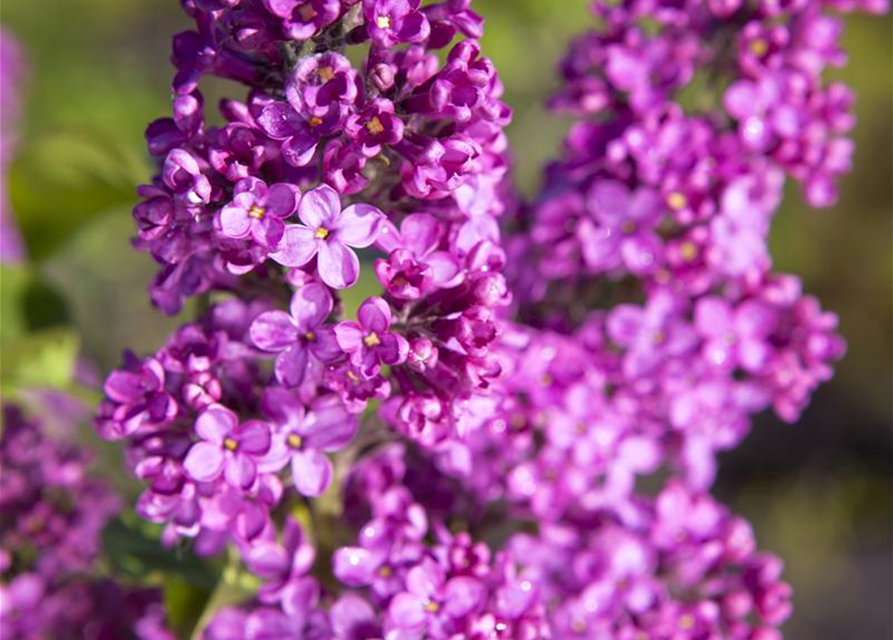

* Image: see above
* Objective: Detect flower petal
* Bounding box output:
[183,441,225,482]
[334,321,365,352]
[290,282,333,332]
[357,297,391,334]
[219,205,252,239]
[336,204,383,248]
[234,420,271,455]
[304,401,357,451]
[317,241,359,289]
[299,184,341,229]
[291,449,333,497]
[225,452,257,489]
[266,183,299,218]
[389,593,427,630]
[333,547,378,586]
[269,225,319,267]
[275,345,309,389]
[195,405,238,443]
[250,311,299,352]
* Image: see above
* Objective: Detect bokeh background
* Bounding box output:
[1,1,890,638]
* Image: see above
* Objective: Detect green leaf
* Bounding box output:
[0,327,79,393]
[101,517,218,590]
[0,265,31,340]
[8,129,140,262]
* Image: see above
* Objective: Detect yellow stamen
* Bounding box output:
[346,370,360,382]
[304,331,316,342]
[365,116,385,135]
[317,66,335,82]
[667,191,687,210]
[363,332,382,348]
[377,565,392,577]
[315,227,330,239]
[652,330,665,345]
[223,437,238,451]
[749,38,769,57]
[376,15,392,29]
[287,433,303,450]
[423,600,441,613]
[680,241,697,261]
[248,205,265,219]
[621,220,636,234]
[309,116,323,128]
[679,615,695,630]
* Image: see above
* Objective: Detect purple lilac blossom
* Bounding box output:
[93,0,882,637]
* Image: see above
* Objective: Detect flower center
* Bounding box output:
[652,330,666,345]
[317,66,335,82]
[248,205,265,219]
[680,241,697,261]
[376,15,391,29]
[299,4,318,21]
[363,332,382,348]
[366,116,385,135]
[377,565,392,577]
[679,615,695,630]
[423,600,440,613]
[287,433,303,450]
[315,227,330,239]
[621,221,636,234]
[749,38,769,57]
[223,437,238,451]
[304,331,316,342]
[309,116,323,128]
[667,191,687,210]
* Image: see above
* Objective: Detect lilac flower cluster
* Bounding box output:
[0,404,173,640]
[93,0,881,637]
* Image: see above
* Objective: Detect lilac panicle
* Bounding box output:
[93,0,882,637]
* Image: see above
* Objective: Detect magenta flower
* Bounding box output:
[363,0,430,47]
[694,297,777,373]
[270,185,383,289]
[249,282,342,388]
[261,389,358,497]
[335,297,409,377]
[218,177,299,247]
[183,404,272,489]
[388,558,485,631]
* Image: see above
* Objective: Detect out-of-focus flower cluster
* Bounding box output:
[85,0,883,637]
[0,405,174,640]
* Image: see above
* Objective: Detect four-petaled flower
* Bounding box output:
[389,558,485,631]
[261,388,358,497]
[250,282,342,388]
[183,404,272,489]
[218,177,300,247]
[335,297,409,377]
[271,184,383,289]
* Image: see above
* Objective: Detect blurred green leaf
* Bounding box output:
[164,577,213,639]
[102,518,218,590]
[8,129,139,262]
[0,326,79,392]
[0,265,31,340]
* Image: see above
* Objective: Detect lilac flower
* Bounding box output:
[694,297,778,373]
[245,518,318,616]
[263,0,341,40]
[285,52,359,125]
[363,0,430,47]
[250,282,341,387]
[183,404,272,489]
[335,297,409,377]
[388,558,485,632]
[261,389,357,497]
[578,179,664,275]
[98,354,177,439]
[374,213,462,299]
[270,185,384,289]
[218,177,299,247]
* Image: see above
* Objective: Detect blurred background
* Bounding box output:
[1,1,890,638]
